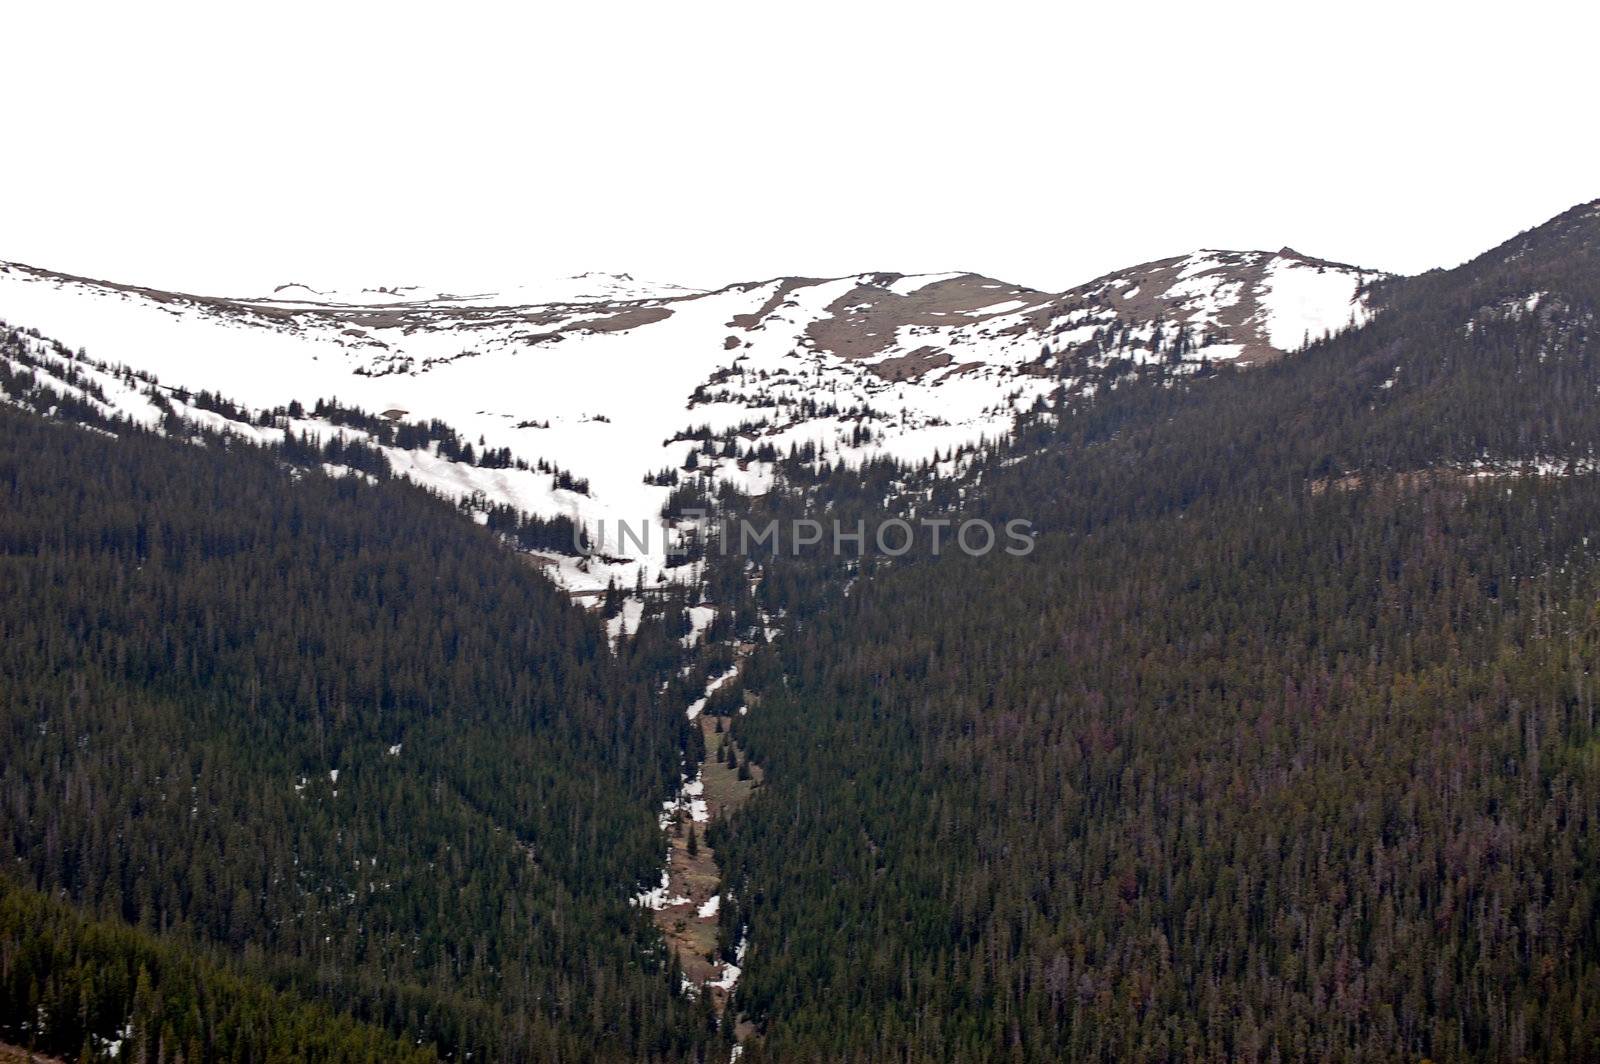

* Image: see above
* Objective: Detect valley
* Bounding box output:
[3,200,1600,1062]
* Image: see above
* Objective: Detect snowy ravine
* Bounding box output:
[0,251,1382,592]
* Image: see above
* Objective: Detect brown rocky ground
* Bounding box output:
[652,708,764,1015]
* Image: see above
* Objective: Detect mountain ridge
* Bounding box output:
[0,245,1381,588]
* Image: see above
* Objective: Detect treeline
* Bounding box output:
[301,398,589,490]
[0,328,592,553]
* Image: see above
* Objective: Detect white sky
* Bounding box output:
[3,0,1596,297]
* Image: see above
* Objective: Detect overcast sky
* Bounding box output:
[4,1,1596,297]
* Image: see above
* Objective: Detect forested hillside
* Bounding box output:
[0,407,720,1062]
[0,877,435,1062]
[712,203,1600,1061]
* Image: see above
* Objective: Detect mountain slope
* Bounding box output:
[0,878,436,1064]
[709,201,1600,1062]
[0,250,1380,582]
[0,403,719,1062]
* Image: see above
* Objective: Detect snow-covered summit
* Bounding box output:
[0,249,1383,585]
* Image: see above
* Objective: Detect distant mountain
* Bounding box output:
[258,271,706,306]
[0,249,1379,583]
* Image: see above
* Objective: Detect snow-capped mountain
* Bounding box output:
[0,250,1381,586]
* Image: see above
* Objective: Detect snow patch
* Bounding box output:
[1257,258,1370,352]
